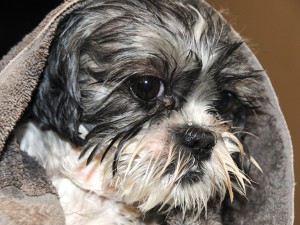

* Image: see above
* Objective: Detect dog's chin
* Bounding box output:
[108,164,222,220]
[178,171,204,185]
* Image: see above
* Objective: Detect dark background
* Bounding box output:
[1,0,299,223]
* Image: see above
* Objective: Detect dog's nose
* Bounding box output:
[180,126,216,159]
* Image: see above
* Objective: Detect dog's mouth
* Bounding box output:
[164,161,206,186]
[178,171,204,185]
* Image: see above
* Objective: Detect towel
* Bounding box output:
[0,0,294,224]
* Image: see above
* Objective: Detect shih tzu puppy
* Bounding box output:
[16,0,262,224]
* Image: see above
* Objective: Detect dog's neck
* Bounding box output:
[16,120,155,225]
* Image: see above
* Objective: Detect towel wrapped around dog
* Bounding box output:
[0,0,294,224]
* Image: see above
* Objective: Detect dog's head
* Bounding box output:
[33,0,262,218]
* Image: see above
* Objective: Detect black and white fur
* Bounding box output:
[16,0,262,224]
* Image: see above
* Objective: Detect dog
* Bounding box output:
[16,0,262,224]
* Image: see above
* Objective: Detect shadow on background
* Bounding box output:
[0,0,299,224]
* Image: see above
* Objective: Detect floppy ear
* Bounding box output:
[33,16,84,146]
[33,80,83,146]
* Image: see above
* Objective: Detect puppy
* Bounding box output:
[16,0,262,224]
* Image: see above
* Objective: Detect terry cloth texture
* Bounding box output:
[0,0,294,224]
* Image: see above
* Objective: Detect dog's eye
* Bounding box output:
[129,76,165,101]
[215,91,237,115]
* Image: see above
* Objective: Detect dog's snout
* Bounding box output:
[180,126,216,159]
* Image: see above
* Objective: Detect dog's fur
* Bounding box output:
[16,0,262,224]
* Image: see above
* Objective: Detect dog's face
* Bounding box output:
[34,0,261,219]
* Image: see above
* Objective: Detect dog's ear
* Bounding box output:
[33,21,84,146]
[33,83,83,146]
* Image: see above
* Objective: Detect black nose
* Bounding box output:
[179,126,216,159]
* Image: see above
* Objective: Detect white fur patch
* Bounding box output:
[16,122,145,225]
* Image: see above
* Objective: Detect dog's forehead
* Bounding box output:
[81,0,230,58]
[79,0,236,81]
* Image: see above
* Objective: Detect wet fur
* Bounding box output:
[17,0,262,224]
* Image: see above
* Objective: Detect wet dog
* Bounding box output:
[17,0,261,224]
